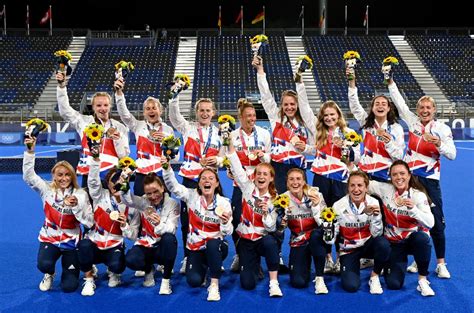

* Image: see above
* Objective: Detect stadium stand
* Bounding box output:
[192,35,295,113]
[0,36,71,112]
[303,35,425,108]
[65,38,179,111]
[406,35,473,104]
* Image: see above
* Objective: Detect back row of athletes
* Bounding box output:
[23,55,456,301]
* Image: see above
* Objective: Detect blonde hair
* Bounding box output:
[237,98,255,119]
[143,96,162,111]
[316,101,347,149]
[195,98,216,112]
[50,161,79,190]
[417,95,436,109]
[91,92,112,106]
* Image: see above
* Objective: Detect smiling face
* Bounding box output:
[348,175,368,205]
[53,166,73,191]
[198,169,219,198]
[390,164,411,192]
[417,98,436,125]
[143,99,161,124]
[92,96,111,122]
[144,181,164,206]
[372,96,390,120]
[240,107,256,132]
[254,164,273,193]
[286,170,306,196]
[196,100,214,126]
[281,95,298,119]
[322,107,339,129]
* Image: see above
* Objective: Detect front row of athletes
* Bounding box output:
[24,128,436,300]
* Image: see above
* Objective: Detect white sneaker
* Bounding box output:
[207,283,220,301]
[143,269,155,287]
[269,280,283,297]
[179,257,187,274]
[230,255,240,272]
[81,278,96,296]
[314,277,329,294]
[39,273,54,291]
[417,278,435,296]
[436,263,451,279]
[108,273,121,288]
[360,258,374,270]
[333,259,341,274]
[91,265,99,278]
[159,278,172,295]
[369,275,383,294]
[135,271,145,277]
[324,258,335,274]
[407,261,418,273]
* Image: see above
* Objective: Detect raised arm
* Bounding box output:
[22,149,49,197]
[387,79,418,126]
[162,165,191,202]
[253,56,280,123]
[56,77,85,131]
[384,123,405,160]
[348,86,368,127]
[154,196,180,236]
[114,79,139,132]
[168,96,191,135]
[87,158,105,203]
[112,121,130,159]
[226,149,253,195]
[296,81,316,138]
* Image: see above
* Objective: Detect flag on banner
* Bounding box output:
[26,5,29,25]
[218,9,222,28]
[251,11,264,24]
[0,6,4,18]
[235,8,243,24]
[363,6,368,26]
[319,7,326,28]
[40,7,51,25]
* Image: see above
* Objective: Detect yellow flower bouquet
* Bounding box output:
[343,50,361,81]
[167,74,191,100]
[114,60,135,80]
[320,207,338,243]
[273,194,290,233]
[84,123,105,158]
[161,135,182,170]
[114,156,137,192]
[294,55,314,83]
[382,56,399,84]
[24,118,49,149]
[250,34,269,57]
[339,130,362,164]
[54,50,73,75]
[217,115,236,146]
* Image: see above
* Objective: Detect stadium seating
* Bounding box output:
[303,35,424,108]
[66,38,179,111]
[0,36,71,111]
[406,35,473,104]
[192,35,295,113]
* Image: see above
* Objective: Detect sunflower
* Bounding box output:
[344,131,362,145]
[84,123,105,142]
[383,56,399,65]
[218,114,236,125]
[296,55,314,70]
[222,156,231,169]
[26,118,49,131]
[343,50,361,61]
[118,156,137,169]
[250,34,269,45]
[321,207,337,223]
[273,194,290,209]
[54,50,72,61]
[114,60,134,72]
[175,74,191,87]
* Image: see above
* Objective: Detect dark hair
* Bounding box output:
[389,160,431,203]
[197,168,223,196]
[361,95,398,129]
[103,167,120,190]
[348,170,369,188]
[143,172,168,193]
